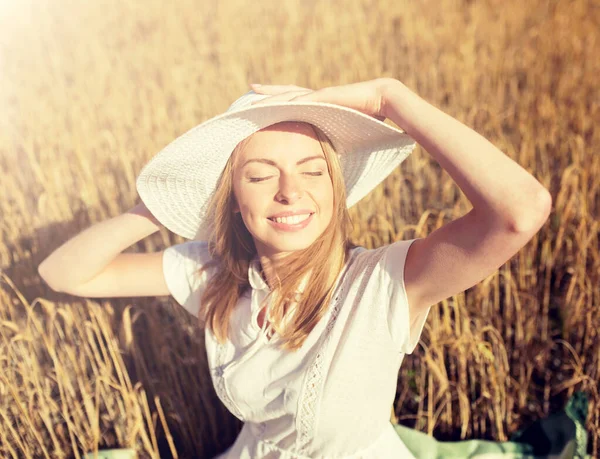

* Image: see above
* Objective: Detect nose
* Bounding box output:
[275,173,303,204]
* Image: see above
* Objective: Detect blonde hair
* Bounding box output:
[197,122,356,352]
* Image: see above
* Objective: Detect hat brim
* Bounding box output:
[136,101,416,240]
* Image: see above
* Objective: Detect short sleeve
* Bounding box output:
[379,238,431,354]
[162,241,216,320]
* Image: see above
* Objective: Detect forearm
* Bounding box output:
[38,203,161,291]
[382,79,551,232]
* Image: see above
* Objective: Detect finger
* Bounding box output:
[251,84,309,91]
[288,87,344,104]
[250,90,313,105]
[250,92,311,105]
[250,83,311,93]
[291,89,388,122]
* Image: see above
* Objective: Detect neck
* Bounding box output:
[257,252,289,290]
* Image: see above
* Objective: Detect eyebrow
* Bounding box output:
[242,155,326,168]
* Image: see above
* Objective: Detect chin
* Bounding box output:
[267,239,315,253]
[255,231,320,256]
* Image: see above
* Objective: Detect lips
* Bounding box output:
[267,212,315,231]
[267,209,316,219]
[267,212,314,223]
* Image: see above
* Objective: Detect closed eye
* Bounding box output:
[249,172,323,183]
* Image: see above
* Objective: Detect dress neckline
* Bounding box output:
[248,247,361,344]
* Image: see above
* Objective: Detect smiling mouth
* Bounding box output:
[267,212,314,224]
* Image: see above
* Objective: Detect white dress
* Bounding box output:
[162,239,432,459]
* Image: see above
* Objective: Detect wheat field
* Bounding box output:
[0,0,598,457]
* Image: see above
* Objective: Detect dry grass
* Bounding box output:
[0,0,598,457]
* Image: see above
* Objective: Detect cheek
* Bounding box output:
[319,180,335,207]
[236,184,266,215]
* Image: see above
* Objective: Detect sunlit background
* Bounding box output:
[0,0,598,457]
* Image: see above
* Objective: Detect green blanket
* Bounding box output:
[393,392,590,459]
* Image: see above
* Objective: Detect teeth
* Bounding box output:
[272,213,311,224]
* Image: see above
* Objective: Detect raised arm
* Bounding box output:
[38,202,170,298]
[381,79,552,312]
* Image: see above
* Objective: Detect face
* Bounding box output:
[231,122,334,260]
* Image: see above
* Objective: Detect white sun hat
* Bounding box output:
[136,89,416,240]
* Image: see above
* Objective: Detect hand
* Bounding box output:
[129,201,162,227]
[249,78,396,122]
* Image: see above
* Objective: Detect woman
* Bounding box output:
[38,79,587,458]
